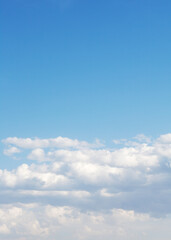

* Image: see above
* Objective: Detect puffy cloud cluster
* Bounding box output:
[1,134,171,239]
[0,203,171,240]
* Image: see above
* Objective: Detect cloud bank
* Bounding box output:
[1,134,171,239]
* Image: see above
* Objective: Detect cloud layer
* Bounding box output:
[1,134,171,239]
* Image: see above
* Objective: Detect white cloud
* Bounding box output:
[0,224,10,234]
[2,137,103,150]
[157,133,171,143]
[0,203,171,240]
[133,134,151,143]
[0,164,70,189]
[3,147,21,156]
[2,134,171,239]
[18,190,91,198]
[100,188,115,197]
[27,148,48,162]
[69,161,124,184]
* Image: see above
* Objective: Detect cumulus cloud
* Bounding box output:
[0,203,171,240]
[0,164,70,189]
[1,134,171,239]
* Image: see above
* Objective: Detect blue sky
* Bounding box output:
[1,1,171,239]
[1,0,171,141]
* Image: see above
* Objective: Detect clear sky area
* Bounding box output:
[1,0,171,141]
[1,0,171,239]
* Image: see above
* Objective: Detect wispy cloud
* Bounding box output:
[2,136,103,150]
